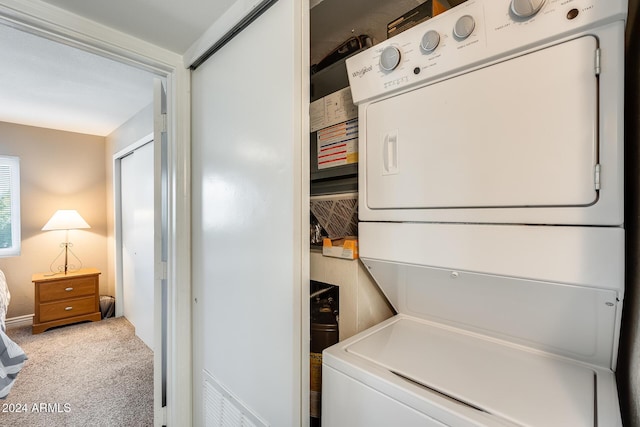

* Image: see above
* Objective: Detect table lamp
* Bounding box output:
[42,209,90,274]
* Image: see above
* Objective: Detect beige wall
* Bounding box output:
[0,121,108,318]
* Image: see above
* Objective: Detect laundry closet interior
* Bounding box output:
[308,0,445,349]
[308,0,627,426]
[308,2,429,422]
[307,0,424,364]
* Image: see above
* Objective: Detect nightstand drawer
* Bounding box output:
[38,277,97,302]
[39,296,96,322]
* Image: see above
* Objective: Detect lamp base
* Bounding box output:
[49,242,83,274]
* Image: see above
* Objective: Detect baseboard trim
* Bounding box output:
[5,314,34,329]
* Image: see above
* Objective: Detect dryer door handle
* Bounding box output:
[383,130,399,175]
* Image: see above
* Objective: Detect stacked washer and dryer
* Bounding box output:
[322,0,627,426]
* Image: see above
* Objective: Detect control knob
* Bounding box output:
[379,46,401,71]
[421,30,440,53]
[510,0,546,18]
[453,15,475,40]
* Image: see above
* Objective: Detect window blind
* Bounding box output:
[0,156,20,256]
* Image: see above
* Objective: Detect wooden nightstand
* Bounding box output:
[32,268,102,334]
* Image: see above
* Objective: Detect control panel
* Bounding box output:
[346,0,627,104]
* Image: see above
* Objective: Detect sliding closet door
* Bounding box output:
[121,141,155,350]
[191,0,308,425]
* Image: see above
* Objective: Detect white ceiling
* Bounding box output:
[0,0,236,137]
[39,0,237,54]
[0,23,156,136]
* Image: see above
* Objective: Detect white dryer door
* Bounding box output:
[365,36,598,210]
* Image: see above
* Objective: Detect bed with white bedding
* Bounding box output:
[0,269,27,399]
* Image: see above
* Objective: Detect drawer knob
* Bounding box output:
[65,287,74,292]
[65,306,73,311]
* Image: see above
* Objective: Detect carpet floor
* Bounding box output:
[1,317,153,427]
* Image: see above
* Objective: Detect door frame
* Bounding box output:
[0,2,193,425]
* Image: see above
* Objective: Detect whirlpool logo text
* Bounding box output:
[351,65,373,78]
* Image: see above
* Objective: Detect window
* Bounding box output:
[0,156,20,257]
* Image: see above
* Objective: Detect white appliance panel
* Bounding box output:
[358,222,624,369]
[322,366,448,427]
[346,0,626,106]
[358,222,625,292]
[345,318,595,427]
[348,3,625,225]
[365,36,598,210]
[363,258,618,368]
[324,316,623,427]
[322,313,625,426]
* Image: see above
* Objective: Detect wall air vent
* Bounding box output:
[203,370,268,427]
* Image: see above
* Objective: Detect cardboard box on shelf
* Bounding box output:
[323,237,358,260]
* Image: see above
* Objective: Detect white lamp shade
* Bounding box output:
[42,210,91,231]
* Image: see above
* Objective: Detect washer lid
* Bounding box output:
[346,317,595,427]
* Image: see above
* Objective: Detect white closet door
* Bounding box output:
[121,141,155,350]
[191,0,307,424]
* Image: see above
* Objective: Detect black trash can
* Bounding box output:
[100,295,115,319]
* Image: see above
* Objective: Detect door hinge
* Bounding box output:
[595,163,601,190]
[161,113,168,133]
[595,48,601,75]
[161,405,167,426]
[156,261,168,281]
